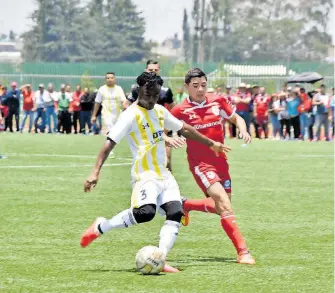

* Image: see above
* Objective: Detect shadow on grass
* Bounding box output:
[177,256,236,265]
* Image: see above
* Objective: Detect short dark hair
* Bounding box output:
[320,84,326,88]
[136,72,163,89]
[146,60,159,67]
[105,72,115,76]
[185,68,207,84]
[300,87,305,92]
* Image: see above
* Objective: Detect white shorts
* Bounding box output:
[131,173,181,209]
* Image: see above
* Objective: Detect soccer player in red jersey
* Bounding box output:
[254,87,270,138]
[170,68,255,265]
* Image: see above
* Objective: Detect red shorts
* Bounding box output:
[189,159,232,196]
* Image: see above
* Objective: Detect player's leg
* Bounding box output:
[157,174,183,272]
[80,180,159,247]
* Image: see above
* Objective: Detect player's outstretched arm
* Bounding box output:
[84,139,116,192]
[229,113,252,144]
[178,122,231,156]
[91,102,101,124]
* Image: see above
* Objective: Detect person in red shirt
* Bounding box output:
[222,85,235,138]
[170,68,255,265]
[232,83,252,137]
[254,87,270,138]
[71,85,82,134]
[298,88,312,140]
[19,84,34,133]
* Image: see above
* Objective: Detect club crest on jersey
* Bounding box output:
[189,113,197,120]
[212,105,220,116]
[206,171,216,180]
[223,180,231,188]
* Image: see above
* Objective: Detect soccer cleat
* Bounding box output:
[80,217,106,248]
[237,252,256,265]
[181,196,190,226]
[162,263,180,273]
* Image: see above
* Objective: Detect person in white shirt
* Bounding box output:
[45,83,58,133]
[34,84,49,133]
[92,72,126,157]
[80,72,230,273]
[313,84,330,141]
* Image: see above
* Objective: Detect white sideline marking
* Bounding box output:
[5,153,133,161]
[0,163,131,169]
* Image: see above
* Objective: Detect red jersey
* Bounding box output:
[71,91,82,111]
[171,94,234,164]
[235,91,251,112]
[254,94,270,117]
[22,89,34,111]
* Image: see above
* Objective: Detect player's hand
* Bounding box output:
[84,172,99,192]
[239,131,252,144]
[210,141,232,157]
[91,116,97,124]
[165,136,186,148]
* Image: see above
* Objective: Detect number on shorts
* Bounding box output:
[140,189,147,200]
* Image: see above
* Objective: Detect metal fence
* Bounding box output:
[0,73,333,93]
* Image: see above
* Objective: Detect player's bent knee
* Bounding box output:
[132,204,156,224]
[161,201,183,223]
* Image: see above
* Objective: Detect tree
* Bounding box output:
[192,0,200,63]
[22,0,150,62]
[182,9,191,63]
[9,30,16,41]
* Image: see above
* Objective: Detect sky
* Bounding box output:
[0,0,334,43]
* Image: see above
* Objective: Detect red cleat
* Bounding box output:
[80,217,105,248]
[162,263,180,273]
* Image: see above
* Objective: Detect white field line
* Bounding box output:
[0,163,131,169]
[4,153,133,161]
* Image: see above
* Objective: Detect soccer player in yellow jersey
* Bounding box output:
[91,72,126,157]
[81,72,231,273]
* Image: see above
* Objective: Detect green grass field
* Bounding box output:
[0,133,333,293]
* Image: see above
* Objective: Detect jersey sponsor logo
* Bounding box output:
[206,171,216,180]
[150,130,164,144]
[223,180,231,188]
[194,120,221,130]
[212,105,220,116]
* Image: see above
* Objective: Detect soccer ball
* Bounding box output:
[135,246,166,275]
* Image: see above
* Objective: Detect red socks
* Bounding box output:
[184,198,248,255]
[183,197,216,214]
[220,213,248,254]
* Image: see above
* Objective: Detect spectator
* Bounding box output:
[278,93,290,139]
[19,84,34,133]
[45,83,58,133]
[254,87,270,138]
[222,85,234,138]
[0,86,9,131]
[250,85,260,139]
[287,89,301,139]
[57,84,72,134]
[214,85,222,95]
[175,87,188,104]
[5,81,20,132]
[330,87,335,138]
[268,94,281,138]
[298,88,312,140]
[313,84,330,141]
[80,87,94,134]
[71,84,82,134]
[34,84,48,133]
[234,83,252,135]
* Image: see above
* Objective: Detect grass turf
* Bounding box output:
[0,133,333,293]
